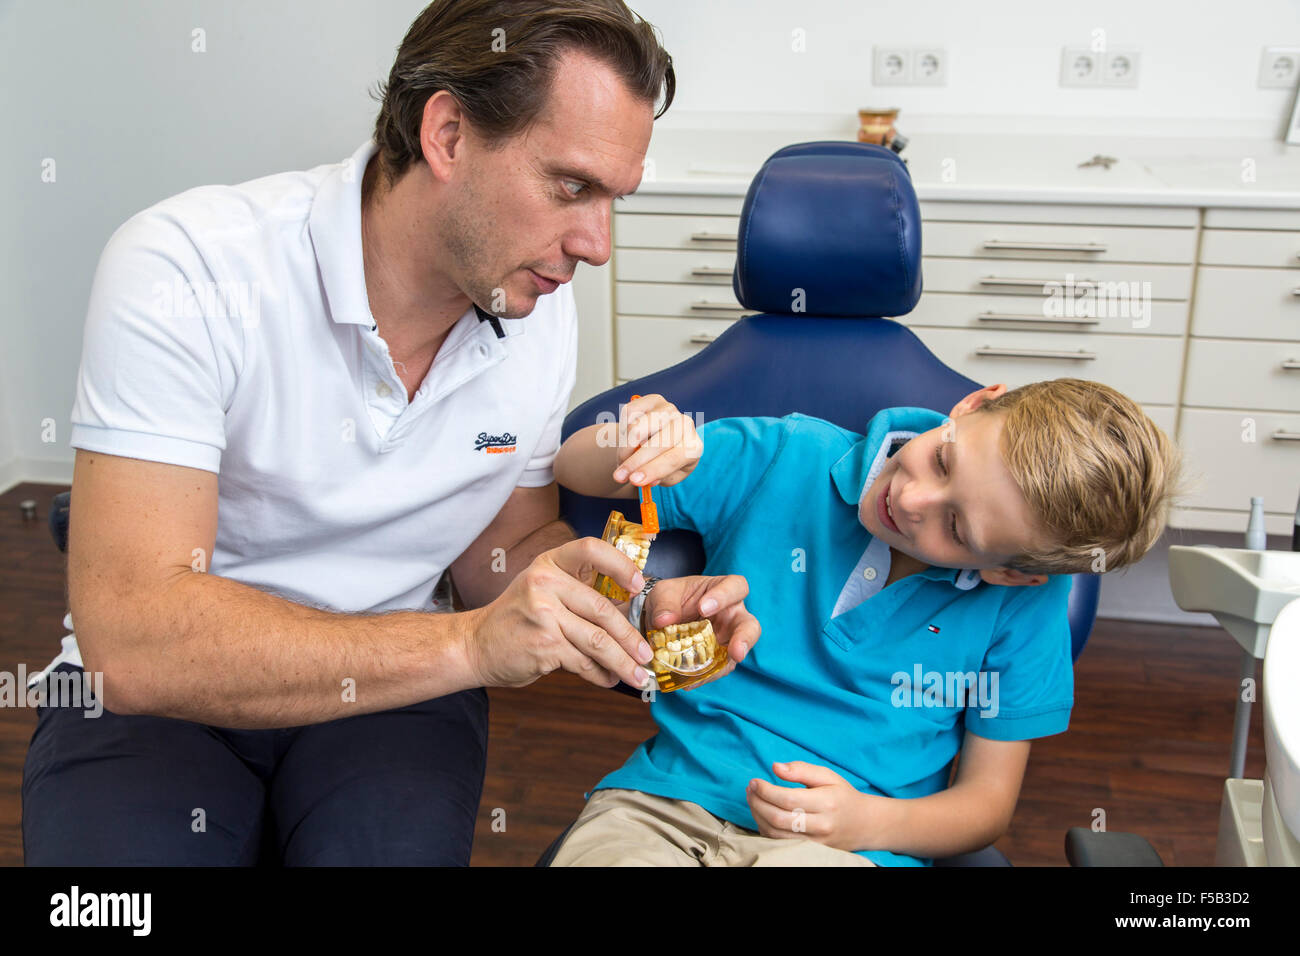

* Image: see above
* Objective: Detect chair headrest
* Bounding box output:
[732,141,922,318]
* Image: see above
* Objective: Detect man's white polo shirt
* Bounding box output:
[44,139,577,678]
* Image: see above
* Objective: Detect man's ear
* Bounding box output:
[420,90,467,183]
[979,566,1048,587]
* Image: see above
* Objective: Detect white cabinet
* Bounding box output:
[612,195,744,384]
[603,189,1298,533]
[1178,207,1300,532]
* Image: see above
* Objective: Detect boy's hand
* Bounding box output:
[746,761,894,852]
[642,573,760,689]
[611,393,702,489]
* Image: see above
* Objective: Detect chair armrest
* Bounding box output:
[1065,827,1164,866]
[934,845,1012,866]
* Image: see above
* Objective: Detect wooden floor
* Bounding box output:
[0,481,1266,866]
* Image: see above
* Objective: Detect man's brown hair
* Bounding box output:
[371,0,674,188]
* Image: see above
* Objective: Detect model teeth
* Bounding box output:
[614,532,651,569]
[592,512,654,603]
[646,620,719,674]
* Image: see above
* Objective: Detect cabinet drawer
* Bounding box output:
[615,316,738,380]
[907,326,1183,404]
[1200,230,1300,268]
[1204,208,1300,231]
[905,291,1187,336]
[1183,339,1300,412]
[922,257,1193,300]
[616,248,738,284]
[620,194,745,216]
[615,213,740,250]
[616,281,756,318]
[1177,408,1300,513]
[920,201,1198,227]
[1145,404,1178,440]
[921,221,1195,264]
[1190,266,1300,340]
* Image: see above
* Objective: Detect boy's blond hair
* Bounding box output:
[973,378,1186,575]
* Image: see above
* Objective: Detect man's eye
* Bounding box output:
[562,180,586,197]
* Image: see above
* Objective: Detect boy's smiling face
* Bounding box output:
[857,384,1052,588]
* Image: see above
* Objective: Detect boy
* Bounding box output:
[549,378,1183,866]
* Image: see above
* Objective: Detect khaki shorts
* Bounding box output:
[548,788,877,867]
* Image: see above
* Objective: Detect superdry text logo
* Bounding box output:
[50,885,151,936]
[474,431,517,454]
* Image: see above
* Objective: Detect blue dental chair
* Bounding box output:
[538,141,1102,867]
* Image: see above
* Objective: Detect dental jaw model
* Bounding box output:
[591,510,654,603]
[645,618,730,693]
[591,498,729,692]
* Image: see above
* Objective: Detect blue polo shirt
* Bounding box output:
[591,407,1075,866]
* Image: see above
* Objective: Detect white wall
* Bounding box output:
[1,0,1297,489]
[0,0,431,487]
[638,0,1300,131]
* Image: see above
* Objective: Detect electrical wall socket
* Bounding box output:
[1101,47,1140,87]
[1258,47,1300,89]
[1060,47,1101,86]
[1060,45,1140,87]
[912,49,948,86]
[873,46,947,86]
[873,47,910,85]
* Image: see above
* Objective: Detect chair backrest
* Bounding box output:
[561,141,1098,661]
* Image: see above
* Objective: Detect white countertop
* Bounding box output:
[637,116,1300,208]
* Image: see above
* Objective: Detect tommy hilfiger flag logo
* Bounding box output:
[474,431,517,454]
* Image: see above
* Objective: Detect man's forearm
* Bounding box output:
[864,784,1010,859]
[454,518,578,609]
[80,569,482,729]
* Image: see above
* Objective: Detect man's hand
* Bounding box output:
[642,573,760,690]
[460,536,654,690]
[746,761,895,852]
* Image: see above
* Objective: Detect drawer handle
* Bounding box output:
[690,300,749,312]
[1292,287,1300,296]
[1271,430,1300,441]
[690,266,734,277]
[1282,360,1300,370]
[978,276,1096,289]
[975,346,1097,361]
[688,333,719,345]
[690,231,738,243]
[983,240,1108,253]
[978,311,1100,326]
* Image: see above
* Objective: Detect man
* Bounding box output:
[22,0,759,866]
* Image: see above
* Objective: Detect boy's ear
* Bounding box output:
[950,383,1007,419]
[979,566,1049,587]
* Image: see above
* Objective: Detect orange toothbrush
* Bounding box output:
[629,395,660,535]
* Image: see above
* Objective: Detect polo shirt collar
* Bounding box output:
[310,139,379,328]
[831,406,983,591]
[309,140,529,340]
